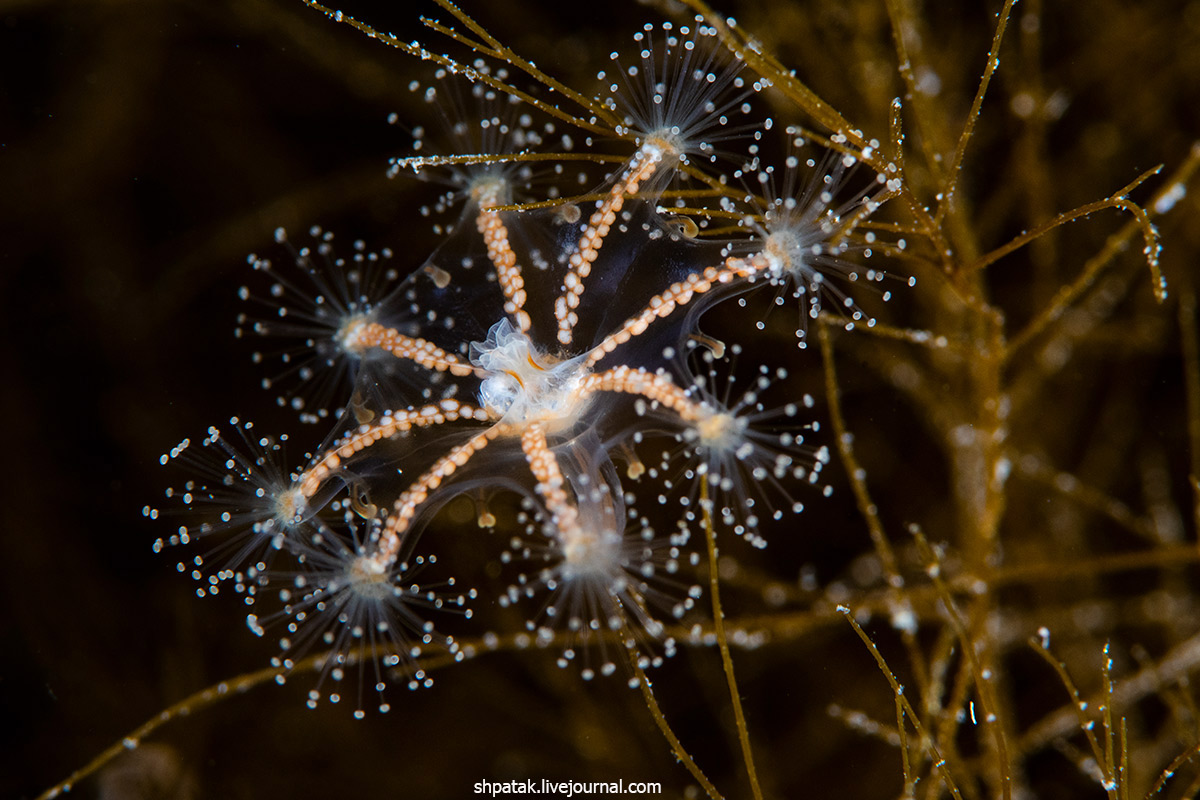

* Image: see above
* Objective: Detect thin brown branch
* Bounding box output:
[700,482,763,800]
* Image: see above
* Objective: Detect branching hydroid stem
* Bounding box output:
[35,647,466,800]
[839,605,965,800]
[911,528,1012,800]
[424,0,619,128]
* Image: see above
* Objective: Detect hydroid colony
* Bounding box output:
[84,0,1199,798]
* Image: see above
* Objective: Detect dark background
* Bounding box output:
[4,0,1200,798]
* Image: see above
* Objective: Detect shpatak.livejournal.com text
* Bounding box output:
[473,779,662,797]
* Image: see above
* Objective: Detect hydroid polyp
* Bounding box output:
[238,227,402,424]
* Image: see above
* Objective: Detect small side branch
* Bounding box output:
[936,0,1018,230]
[299,0,613,137]
[838,606,965,800]
[968,167,1161,275]
[700,481,763,800]
[1006,145,1200,357]
[628,648,724,800]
